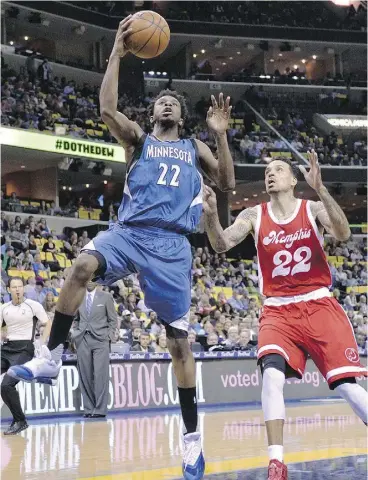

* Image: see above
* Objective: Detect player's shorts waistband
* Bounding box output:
[120,223,186,238]
[264,287,331,307]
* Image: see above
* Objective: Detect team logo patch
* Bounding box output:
[345,348,359,363]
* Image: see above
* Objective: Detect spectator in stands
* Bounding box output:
[43,292,56,321]
[34,281,46,304]
[42,236,57,254]
[130,331,154,353]
[24,277,37,301]
[227,289,245,311]
[344,291,358,310]
[155,334,169,353]
[32,254,47,276]
[207,333,219,349]
[1,212,9,233]
[224,326,239,347]
[238,329,252,349]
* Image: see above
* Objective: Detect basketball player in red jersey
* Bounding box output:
[202,152,368,480]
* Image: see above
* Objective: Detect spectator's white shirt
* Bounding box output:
[351,252,363,261]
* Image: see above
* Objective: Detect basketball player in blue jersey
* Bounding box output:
[8,16,235,480]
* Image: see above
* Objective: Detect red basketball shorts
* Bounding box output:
[257,293,367,386]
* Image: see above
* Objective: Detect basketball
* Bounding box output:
[125,11,170,59]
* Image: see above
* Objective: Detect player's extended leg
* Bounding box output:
[165,325,205,480]
[260,354,288,480]
[332,378,368,426]
[7,253,100,384]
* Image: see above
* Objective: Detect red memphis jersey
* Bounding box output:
[255,199,331,297]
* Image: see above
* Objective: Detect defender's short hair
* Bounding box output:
[148,89,188,122]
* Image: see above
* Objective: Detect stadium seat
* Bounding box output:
[30,201,41,207]
[22,271,36,281]
[78,210,90,220]
[7,270,20,277]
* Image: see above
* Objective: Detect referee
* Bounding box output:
[1,276,50,435]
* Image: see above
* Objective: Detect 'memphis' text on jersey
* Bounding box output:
[263,228,312,249]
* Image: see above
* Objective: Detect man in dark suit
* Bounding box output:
[130,331,155,353]
[71,282,117,418]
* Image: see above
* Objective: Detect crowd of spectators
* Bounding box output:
[3,65,366,173]
[1,212,367,354]
[64,1,367,31]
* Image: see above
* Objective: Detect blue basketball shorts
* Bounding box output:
[81,223,192,327]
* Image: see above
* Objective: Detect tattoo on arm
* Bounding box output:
[311,196,351,241]
[224,207,257,249]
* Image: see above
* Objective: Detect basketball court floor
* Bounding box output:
[1,401,367,479]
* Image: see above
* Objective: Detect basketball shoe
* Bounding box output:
[268,459,288,479]
[7,345,61,386]
[182,432,205,480]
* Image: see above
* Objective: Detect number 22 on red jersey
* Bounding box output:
[255,199,331,297]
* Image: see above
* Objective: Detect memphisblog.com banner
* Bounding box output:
[1,358,367,420]
[0,127,125,163]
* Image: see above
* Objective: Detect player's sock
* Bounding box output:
[178,387,197,434]
[47,311,75,362]
[336,382,368,424]
[268,445,284,462]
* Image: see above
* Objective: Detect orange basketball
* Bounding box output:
[125,11,170,59]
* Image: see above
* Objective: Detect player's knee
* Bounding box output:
[72,254,99,284]
[260,353,287,376]
[1,382,14,398]
[167,337,191,362]
[330,377,356,391]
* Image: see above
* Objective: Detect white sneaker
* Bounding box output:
[7,345,61,386]
[182,432,205,480]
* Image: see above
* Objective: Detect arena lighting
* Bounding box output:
[270,58,275,62]
[162,72,167,76]
[237,51,241,54]
[236,201,240,204]
[312,55,317,59]
[229,57,233,60]
[62,186,66,190]
[253,194,258,197]
[201,49,205,53]
[293,64,298,69]
[222,62,227,65]
[193,54,197,58]
[301,59,306,63]
[232,191,236,195]
[24,36,29,41]
[20,165,25,169]
[148,70,155,75]
[9,41,14,46]
[243,198,249,201]
[104,180,108,185]
[86,184,90,188]
[156,71,161,75]
[278,53,283,57]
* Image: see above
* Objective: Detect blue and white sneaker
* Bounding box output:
[7,345,61,386]
[182,432,205,480]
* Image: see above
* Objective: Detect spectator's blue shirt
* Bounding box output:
[227,297,245,311]
[33,262,46,275]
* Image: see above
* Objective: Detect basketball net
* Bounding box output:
[330,0,366,10]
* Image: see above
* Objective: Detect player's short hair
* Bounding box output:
[8,276,24,287]
[148,89,188,122]
[269,157,299,179]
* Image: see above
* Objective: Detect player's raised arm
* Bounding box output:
[196,93,235,192]
[299,150,351,241]
[203,186,255,252]
[100,16,144,148]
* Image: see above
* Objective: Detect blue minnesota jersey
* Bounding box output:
[118,135,203,234]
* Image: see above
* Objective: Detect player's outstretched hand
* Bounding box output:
[203,185,218,215]
[206,93,232,134]
[299,149,323,193]
[111,15,134,57]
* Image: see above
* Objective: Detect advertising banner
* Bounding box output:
[0,127,125,163]
[1,358,366,420]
